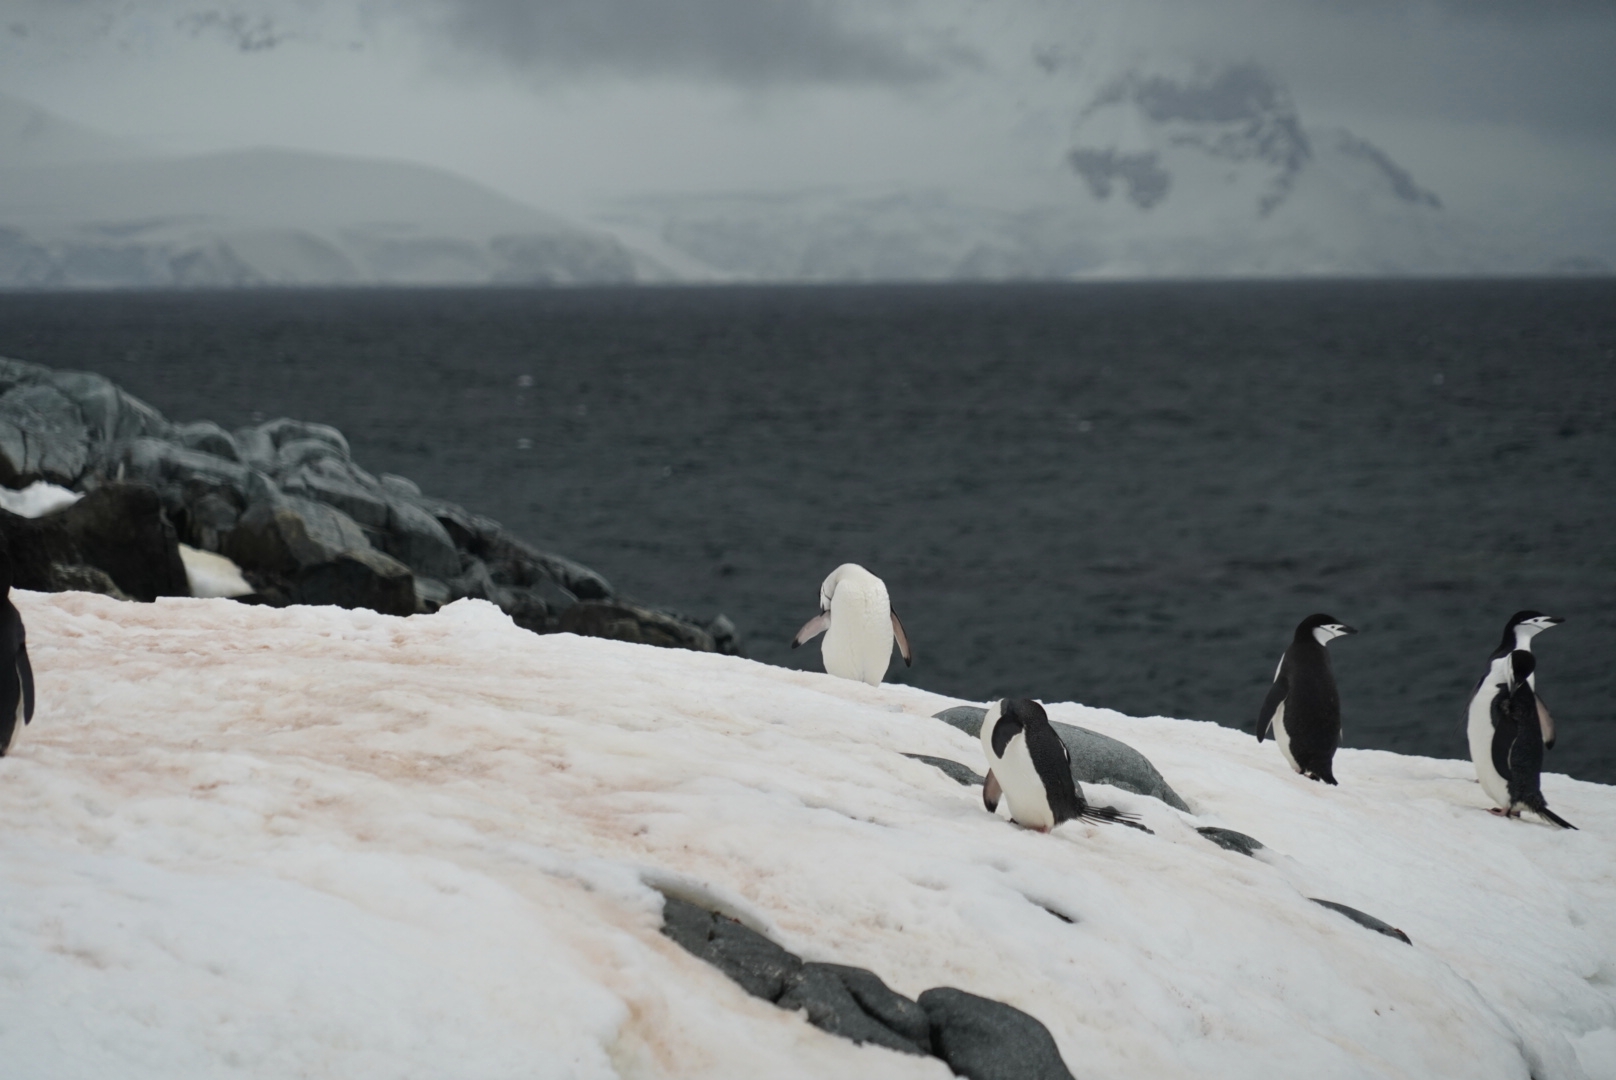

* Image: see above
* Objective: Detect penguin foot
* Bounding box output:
[1487,807,1510,816]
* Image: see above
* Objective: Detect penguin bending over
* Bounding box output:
[1255,614,1356,784]
[791,563,911,686]
[980,699,1142,832]
[1489,651,1576,829]
[1468,610,1562,809]
[0,554,36,756]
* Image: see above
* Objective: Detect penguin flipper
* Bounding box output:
[982,770,1001,813]
[889,611,912,667]
[0,652,17,756]
[18,644,33,724]
[790,612,831,648]
[1537,698,1555,750]
[1255,676,1287,742]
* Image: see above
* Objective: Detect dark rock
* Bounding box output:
[380,498,461,580]
[45,369,170,448]
[704,613,744,657]
[254,417,350,459]
[289,548,415,617]
[917,987,1076,1080]
[225,496,373,575]
[778,964,929,1055]
[275,437,347,477]
[1310,899,1412,945]
[413,575,451,613]
[904,753,986,787]
[0,383,90,486]
[560,601,718,653]
[50,562,133,600]
[0,483,188,601]
[658,896,804,1002]
[1197,827,1265,856]
[933,705,1191,812]
[279,459,390,529]
[379,473,421,499]
[170,420,240,462]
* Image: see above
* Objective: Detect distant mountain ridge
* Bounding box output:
[0,95,649,288]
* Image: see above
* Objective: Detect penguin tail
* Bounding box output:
[1079,805,1154,834]
[1527,795,1577,830]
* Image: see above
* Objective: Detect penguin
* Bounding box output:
[979,698,1141,832]
[1489,651,1576,829]
[1467,611,1563,809]
[0,553,36,757]
[1254,614,1357,784]
[790,563,911,686]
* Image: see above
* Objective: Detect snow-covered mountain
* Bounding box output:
[2,591,1612,1077]
[596,63,1584,281]
[0,94,652,288]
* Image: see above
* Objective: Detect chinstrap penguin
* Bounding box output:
[0,553,36,756]
[979,698,1142,832]
[790,563,911,686]
[1468,610,1562,809]
[1255,614,1356,784]
[1488,651,1576,829]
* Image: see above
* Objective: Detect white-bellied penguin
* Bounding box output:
[1489,651,1576,828]
[980,698,1141,832]
[790,563,911,686]
[0,551,36,756]
[1254,613,1357,784]
[1468,610,1563,809]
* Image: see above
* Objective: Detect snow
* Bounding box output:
[1,592,1611,1079]
[0,480,83,518]
[176,544,254,599]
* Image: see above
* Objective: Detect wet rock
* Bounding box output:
[171,420,239,462]
[47,562,132,601]
[1197,827,1265,856]
[0,483,188,601]
[0,383,90,486]
[779,964,929,1055]
[918,987,1076,1080]
[255,417,350,460]
[560,600,718,652]
[289,547,415,616]
[1310,899,1412,945]
[380,498,462,581]
[659,896,803,1002]
[45,369,170,448]
[904,753,986,787]
[280,459,390,529]
[225,496,373,575]
[933,705,1191,812]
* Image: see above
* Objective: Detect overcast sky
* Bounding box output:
[2,0,1613,219]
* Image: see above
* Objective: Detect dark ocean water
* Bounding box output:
[2,281,1613,784]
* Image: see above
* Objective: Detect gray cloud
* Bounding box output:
[419,0,941,86]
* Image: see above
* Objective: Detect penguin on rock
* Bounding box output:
[0,552,36,757]
[1254,614,1357,784]
[1468,611,1563,809]
[790,563,911,686]
[1488,651,1576,829]
[980,698,1142,832]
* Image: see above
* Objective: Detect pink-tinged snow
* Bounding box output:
[1,592,1611,1080]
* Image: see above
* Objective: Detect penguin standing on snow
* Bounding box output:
[790,563,912,686]
[1468,611,1562,810]
[980,699,1141,832]
[1489,651,1576,829]
[1254,614,1357,784]
[0,553,36,756]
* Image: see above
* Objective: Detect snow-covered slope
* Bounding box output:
[0,95,651,288]
[2,591,1611,1078]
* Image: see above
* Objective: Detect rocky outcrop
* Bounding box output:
[0,356,740,653]
[659,893,1076,1078]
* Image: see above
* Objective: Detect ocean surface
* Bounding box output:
[2,281,1613,784]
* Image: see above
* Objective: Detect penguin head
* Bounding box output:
[1507,611,1564,642]
[1507,649,1536,690]
[1299,613,1357,646]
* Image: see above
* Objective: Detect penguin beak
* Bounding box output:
[1545,616,1565,626]
[1334,624,1358,637]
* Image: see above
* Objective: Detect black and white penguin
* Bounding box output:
[1254,614,1357,784]
[1489,651,1576,829]
[1468,611,1563,808]
[0,554,36,756]
[980,698,1140,832]
[790,563,912,686]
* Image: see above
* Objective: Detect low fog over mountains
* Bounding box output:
[0,60,1607,287]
